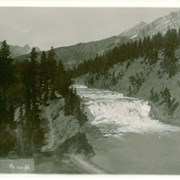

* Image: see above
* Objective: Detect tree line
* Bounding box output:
[72,28,180,78]
[0,41,72,156]
[1,27,180,156]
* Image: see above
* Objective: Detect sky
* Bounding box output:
[0,7,179,50]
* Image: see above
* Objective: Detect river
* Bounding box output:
[73,85,180,174]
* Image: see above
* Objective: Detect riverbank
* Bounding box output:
[35,153,88,174]
[34,85,180,174]
[74,85,180,174]
[88,131,180,174]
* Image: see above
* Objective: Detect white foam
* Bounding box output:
[75,85,180,136]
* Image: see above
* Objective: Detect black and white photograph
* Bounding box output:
[0,1,180,176]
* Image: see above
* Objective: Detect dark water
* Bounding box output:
[85,129,180,174]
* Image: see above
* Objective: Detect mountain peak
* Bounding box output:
[166,11,180,20]
[120,9,180,40]
[8,43,39,58]
[168,10,180,17]
[120,21,147,39]
[139,21,146,25]
[22,44,41,53]
[34,46,41,52]
[23,44,31,49]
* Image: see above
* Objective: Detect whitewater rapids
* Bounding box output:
[68,85,180,174]
[73,85,180,136]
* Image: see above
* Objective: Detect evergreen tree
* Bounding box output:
[56,60,72,96]
[160,88,179,116]
[47,47,57,100]
[21,48,43,155]
[0,40,11,59]
[30,47,39,107]
[40,51,47,102]
[0,40,14,127]
[0,41,15,155]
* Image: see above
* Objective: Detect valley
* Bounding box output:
[1,8,180,174]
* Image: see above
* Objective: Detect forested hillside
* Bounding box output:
[15,10,180,70]
[74,28,180,124]
[2,27,180,158]
[0,41,72,156]
[2,10,180,161]
[16,36,130,69]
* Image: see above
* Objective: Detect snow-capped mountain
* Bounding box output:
[120,10,180,39]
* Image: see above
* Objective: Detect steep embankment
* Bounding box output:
[75,49,180,125]
[37,97,104,173]
[40,98,94,156]
[41,98,79,151]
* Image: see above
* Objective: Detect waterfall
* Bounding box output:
[74,85,179,136]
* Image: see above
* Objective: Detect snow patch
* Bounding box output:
[131,34,137,39]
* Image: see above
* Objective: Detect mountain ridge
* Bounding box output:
[120,9,180,39]
[0,41,41,58]
[15,9,180,68]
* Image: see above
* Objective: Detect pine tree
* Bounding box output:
[0,40,11,59]
[40,51,47,101]
[0,41,16,155]
[30,47,39,107]
[164,29,178,58]
[21,48,43,155]
[56,60,65,95]
[160,88,179,116]
[47,47,57,100]
[0,40,14,127]
[29,48,43,153]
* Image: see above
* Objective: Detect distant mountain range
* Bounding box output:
[52,36,130,68]
[0,42,41,58]
[14,9,180,68]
